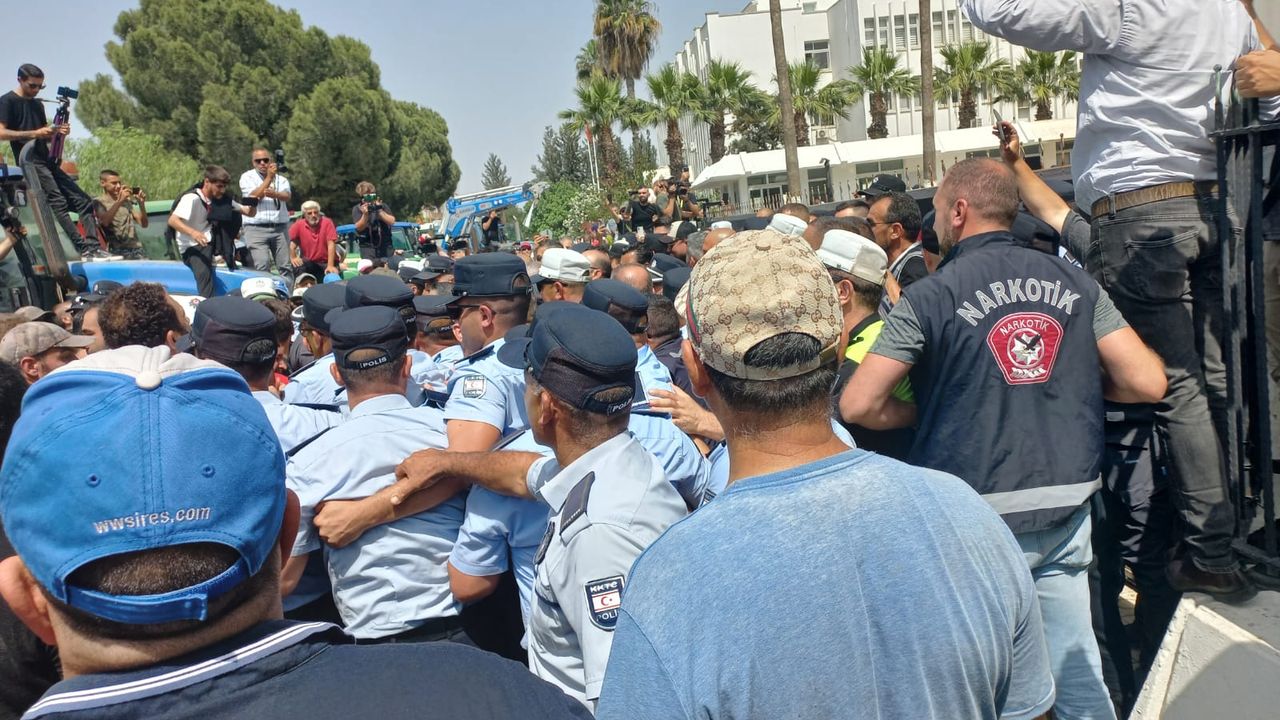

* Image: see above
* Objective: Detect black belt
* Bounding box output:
[354,615,463,644]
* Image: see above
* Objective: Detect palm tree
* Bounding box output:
[704,60,756,164]
[847,47,920,140]
[559,73,629,182]
[776,62,858,147]
[920,0,937,185]
[934,41,1016,129]
[1015,50,1080,120]
[769,0,800,200]
[594,0,662,100]
[642,64,709,172]
[576,40,600,81]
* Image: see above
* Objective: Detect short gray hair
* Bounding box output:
[686,231,709,262]
[301,200,321,213]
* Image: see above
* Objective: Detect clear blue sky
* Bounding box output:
[7,0,745,194]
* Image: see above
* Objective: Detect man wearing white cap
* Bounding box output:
[531,248,592,303]
[815,229,914,459]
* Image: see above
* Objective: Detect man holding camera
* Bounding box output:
[353,181,397,260]
[0,64,113,261]
[93,169,147,260]
[480,209,503,249]
[240,147,294,285]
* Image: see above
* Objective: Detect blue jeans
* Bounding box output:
[1017,505,1116,720]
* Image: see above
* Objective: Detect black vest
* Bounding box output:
[905,232,1103,533]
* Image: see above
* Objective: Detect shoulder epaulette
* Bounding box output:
[559,471,595,535]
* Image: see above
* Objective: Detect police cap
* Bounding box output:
[301,283,347,334]
[413,294,454,336]
[345,273,416,339]
[583,279,649,335]
[451,254,530,299]
[662,266,691,302]
[522,303,636,415]
[495,301,576,369]
[191,296,278,365]
[328,305,409,371]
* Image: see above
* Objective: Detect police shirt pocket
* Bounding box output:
[1119,227,1199,302]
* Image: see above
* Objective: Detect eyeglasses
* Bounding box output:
[253,158,271,164]
[23,82,45,90]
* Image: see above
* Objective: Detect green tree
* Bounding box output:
[196,84,258,169]
[68,124,201,200]
[1014,50,1080,121]
[528,180,606,237]
[481,153,512,190]
[776,62,858,147]
[628,131,658,179]
[934,41,1016,128]
[380,100,461,215]
[593,0,661,99]
[728,89,783,154]
[704,60,756,164]
[531,124,591,185]
[576,40,601,81]
[559,73,629,182]
[847,47,920,139]
[642,64,708,172]
[283,77,393,214]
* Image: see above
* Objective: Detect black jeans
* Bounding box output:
[182,244,217,298]
[1089,195,1238,570]
[358,239,392,260]
[30,161,96,254]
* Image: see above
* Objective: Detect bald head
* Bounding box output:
[703,228,734,255]
[932,158,1019,256]
[614,263,653,295]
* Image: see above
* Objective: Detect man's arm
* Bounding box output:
[354,204,369,233]
[132,193,149,228]
[839,353,919,430]
[448,563,502,604]
[246,167,276,200]
[378,208,396,225]
[167,197,207,245]
[1242,0,1277,49]
[1097,326,1167,404]
[996,121,1071,235]
[0,122,53,144]
[280,553,310,597]
[961,0,1123,54]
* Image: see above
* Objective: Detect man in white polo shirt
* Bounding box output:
[531,248,592,303]
[168,165,256,299]
[240,147,294,286]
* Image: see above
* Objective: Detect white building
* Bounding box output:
[663,0,1081,210]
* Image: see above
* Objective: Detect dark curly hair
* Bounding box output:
[99,282,186,350]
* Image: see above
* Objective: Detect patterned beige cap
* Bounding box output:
[686,229,842,380]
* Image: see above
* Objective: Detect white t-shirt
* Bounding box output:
[172,190,246,252]
[239,169,292,225]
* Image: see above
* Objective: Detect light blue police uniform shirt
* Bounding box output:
[704,418,855,505]
[285,352,428,409]
[525,433,688,710]
[434,344,465,365]
[252,391,341,454]
[287,394,465,639]
[635,344,672,397]
[595,449,1055,720]
[443,338,529,436]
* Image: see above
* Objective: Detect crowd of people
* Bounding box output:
[2,1,1280,719]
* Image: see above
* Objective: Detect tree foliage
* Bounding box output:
[642,64,708,172]
[776,62,858,147]
[528,181,605,238]
[1014,50,1080,121]
[593,0,661,99]
[481,153,512,190]
[77,0,456,216]
[847,47,920,140]
[728,89,782,154]
[934,42,1016,128]
[532,124,592,185]
[68,124,201,200]
[704,60,757,164]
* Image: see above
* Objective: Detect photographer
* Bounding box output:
[480,208,503,248]
[0,64,112,261]
[239,147,293,285]
[93,169,147,259]
[352,180,396,259]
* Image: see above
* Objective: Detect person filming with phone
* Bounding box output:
[93,169,148,259]
[352,180,396,260]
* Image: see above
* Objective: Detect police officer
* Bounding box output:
[390,303,687,709]
[283,283,348,407]
[841,158,1168,719]
[191,296,340,453]
[282,305,467,643]
[413,293,462,408]
[581,279,673,398]
[344,273,431,407]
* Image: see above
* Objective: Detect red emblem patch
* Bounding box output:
[986,312,1063,385]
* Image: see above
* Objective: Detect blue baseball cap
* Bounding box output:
[451,254,530,299]
[191,296,278,365]
[328,306,409,371]
[583,279,650,335]
[0,347,286,625]
[495,301,576,369]
[345,273,416,339]
[301,283,348,333]
[521,303,636,415]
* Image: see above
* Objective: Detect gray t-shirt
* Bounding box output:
[596,449,1055,719]
[874,283,1128,366]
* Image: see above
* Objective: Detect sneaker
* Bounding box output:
[81,248,123,262]
[1166,556,1258,604]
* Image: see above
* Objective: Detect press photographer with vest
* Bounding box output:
[841,158,1167,720]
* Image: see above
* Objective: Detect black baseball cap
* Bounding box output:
[398,265,419,283]
[921,210,939,255]
[583,279,649,335]
[419,255,454,278]
[523,303,636,415]
[496,301,575,369]
[413,294,454,336]
[451,254,530,299]
[571,242,593,253]
[191,296,278,365]
[301,283,347,334]
[328,306,410,371]
[857,174,908,199]
[345,273,416,339]
[91,279,124,295]
[662,267,691,302]
[650,253,684,274]
[69,292,106,312]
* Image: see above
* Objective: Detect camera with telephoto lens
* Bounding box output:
[274,148,289,175]
[362,193,383,214]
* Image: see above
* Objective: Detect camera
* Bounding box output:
[274,148,289,175]
[0,203,22,236]
[55,86,78,100]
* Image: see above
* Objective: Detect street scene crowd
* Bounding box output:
[3,1,1280,719]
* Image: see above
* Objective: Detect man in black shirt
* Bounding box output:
[625,188,669,234]
[0,64,111,261]
[480,209,502,249]
[351,180,397,259]
[866,191,927,314]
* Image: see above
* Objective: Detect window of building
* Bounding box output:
[807,167,830,204]
[961,18,977,42]
[802,1,818,12]
[898,91,914,112]
[932,11,945,44]
[894,15,907,51]
[809,109,835,127]
[1016,98,1032,120]
[878,16,891,48]
[864,17,877,46]
[805,40,830,70]
[908,13,920,49]
[855,160,905,190]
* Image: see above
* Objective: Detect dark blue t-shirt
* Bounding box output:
[24,621,589,719]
